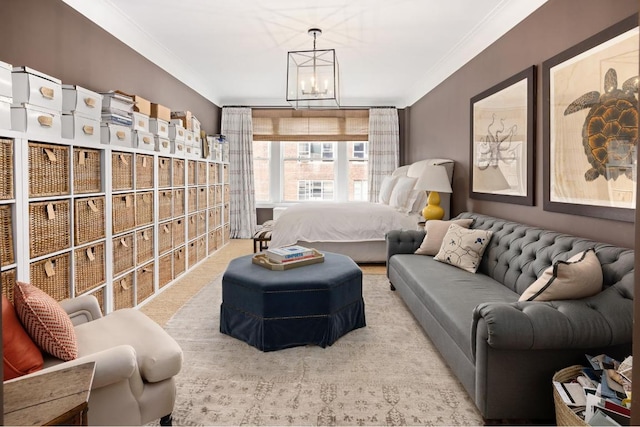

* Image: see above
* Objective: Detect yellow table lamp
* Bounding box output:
[414,165,452,221]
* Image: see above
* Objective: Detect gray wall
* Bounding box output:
[0,0,221,134]
[408,0,637,248]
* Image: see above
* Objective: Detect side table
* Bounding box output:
[4,361,95,426]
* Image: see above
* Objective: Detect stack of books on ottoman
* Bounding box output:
[253,245,323,270]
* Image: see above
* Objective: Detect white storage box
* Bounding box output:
[12,66,62,112]
[192,115,201,136]
[0,96,10,130]
[155,136,171,154]
[222,144,230,162]
[101,91,134,114]
[132,112,149,132]
[101,123,132,147]
[185,130,195,147]
[149,118,169,138]
[11,103,61,138]
[171,140,185,156]
[62,113,100,144]
[194,133,201,148]
[61,85,102,120]
[133,130,154,151]
[192,147,202,159]
[0,61,12,100]
[169,123,186,142]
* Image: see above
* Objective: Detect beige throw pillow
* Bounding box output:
[434,223,493,273]
[519,248,602,302]
[415,219,474,256]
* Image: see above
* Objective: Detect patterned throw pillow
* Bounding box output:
[519,248,602,301]
[13,282,78,361]
[415,219,474,256]
[434,223,493,273]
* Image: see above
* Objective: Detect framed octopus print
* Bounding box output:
[470,66,536,205]
[543,14,639,222]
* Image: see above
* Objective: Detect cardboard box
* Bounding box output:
[171,110,192,130]
[115,90,150,115]
[151,103,171,121]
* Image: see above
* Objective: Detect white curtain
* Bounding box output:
[368,108,399,202]
[221,107,256,239]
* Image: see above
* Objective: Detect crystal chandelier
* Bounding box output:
[287,28,340,109]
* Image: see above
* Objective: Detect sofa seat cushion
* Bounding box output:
[74,308,182,383]
[390,254,518,361]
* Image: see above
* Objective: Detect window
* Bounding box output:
[253,141,368,203]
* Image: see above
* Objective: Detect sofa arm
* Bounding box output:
[386,229,425,260]
[59,295,103,326]
[471,286,633,357]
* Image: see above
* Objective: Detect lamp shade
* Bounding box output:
[414,165,452,193]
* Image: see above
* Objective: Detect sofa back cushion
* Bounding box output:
[454,212,634,298]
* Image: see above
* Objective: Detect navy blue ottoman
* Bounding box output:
[220,252,365,351]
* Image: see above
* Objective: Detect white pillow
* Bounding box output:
[389,176,417,210]
[434,223,493,273]
[415,219,474,256]
[378,176,398,204]
[518,249,602,301]
[406,190,427,214]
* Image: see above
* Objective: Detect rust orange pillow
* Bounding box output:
[13,282,78,361]
[2,295,44,380]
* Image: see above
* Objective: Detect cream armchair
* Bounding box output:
[24,295,183,426]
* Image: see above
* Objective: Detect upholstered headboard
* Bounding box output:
[392,158,454,220]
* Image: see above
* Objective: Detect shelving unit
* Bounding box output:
[0,128,230,314]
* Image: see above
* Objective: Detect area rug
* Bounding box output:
[164,274,483,426]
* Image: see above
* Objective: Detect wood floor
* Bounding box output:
[140,239,387,326]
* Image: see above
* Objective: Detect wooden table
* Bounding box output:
[4,362,95,426]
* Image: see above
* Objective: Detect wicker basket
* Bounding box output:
[158,221,173,255]
[112,152,133,191]
[28,142,70,197]
[112,232,134,276]
[197,236,206,262]
[207,208,218,230]
[188,213,198,241]
[224,223,230,243]
[158,156,172,188]
[0,138,14,200]
[197,186,207,210]
[224,203,230,223]
[173,188,185,216]
[74,196,106,245]
[113,272,134,310]
[158,190,173,221]
[29,199,71,258]
[30,252,70,301]
[1,268,16,303]
[74,242,106,295]
[112,193,136,234]
[187,160,196,186]
[198,211,206,236]
[223,164,229,183]
[208,163,218,185]
[136,227,154,265]
[215,186,222,205]
[208,186,215,208]
[73,148,101,194]
[553,365,588,426]
[188,187,197,213]
[173,217,185,247]
[135,154,154,189]
[1,204,15,267]
[173,246,186,277]
[136,262,155,305]
[215,227,223,249]
[136,191,154,226]
[197,161,207,185]
[158,253,173,288]
[188,240,197,268]
[208,229,217,254]
[88,286,105,315]
[172,159,185,186]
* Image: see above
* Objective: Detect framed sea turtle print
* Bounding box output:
[470,66,536,205]
[543,14,639,222]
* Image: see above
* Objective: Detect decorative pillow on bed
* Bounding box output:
[415,219,474,256]
[434,224,492,273]
[518,248,602,302]
[389,176,417,210]
[378,176,398,204]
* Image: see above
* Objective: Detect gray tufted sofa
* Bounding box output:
[386,212,633,421]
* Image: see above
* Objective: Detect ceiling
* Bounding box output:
[62,0,548,108]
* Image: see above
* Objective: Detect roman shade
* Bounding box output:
[252,109,369,141]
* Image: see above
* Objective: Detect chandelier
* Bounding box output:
[287,28,340,109]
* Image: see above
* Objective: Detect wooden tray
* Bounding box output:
[252,249,324,270]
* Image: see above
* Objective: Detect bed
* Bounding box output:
[268,159,454,263]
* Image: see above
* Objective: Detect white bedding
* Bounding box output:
[269,202,420,248]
